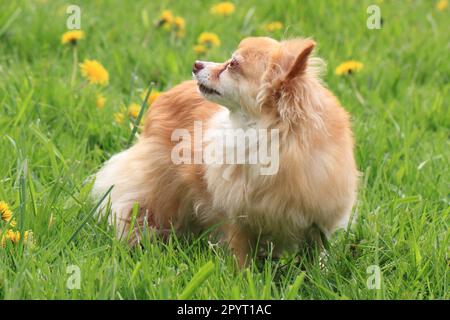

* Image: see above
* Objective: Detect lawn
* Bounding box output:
[0,0,448,299]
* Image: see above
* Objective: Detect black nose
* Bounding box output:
[193,61,204,74]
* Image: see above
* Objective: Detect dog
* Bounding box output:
[92,37,358,267]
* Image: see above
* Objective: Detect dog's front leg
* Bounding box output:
[222,223,254,269]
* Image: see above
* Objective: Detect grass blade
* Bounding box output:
[18,159,28,238]
[285,272,306,300]
[127,83,153,147]
[178,261,214,299]
[66,185,113,245]
[246,269,257,299]
[126,202,139,243]
[0,7,22,38]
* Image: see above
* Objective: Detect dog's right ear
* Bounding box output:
[283,39,315,82]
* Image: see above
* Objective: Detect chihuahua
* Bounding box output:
[92,37,358,267]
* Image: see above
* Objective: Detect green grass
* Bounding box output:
[0,0,448,299]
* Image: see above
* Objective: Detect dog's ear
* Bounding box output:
[260,39,318,124]
[260,39,320,124]
[284,39,315,81]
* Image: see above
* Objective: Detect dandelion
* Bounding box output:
[62,30,85,86]
[156,10,185,38]
[141,90,161,106]
[79,59,109,85]
[0,201,12,223]
[24,230,33,243]
[173,16,186,38]
[148,91,161,105]
[264,21,284,32]
[335,60,364,76]
[61,30,85,45]
[114,112,124,124]
[1,230,20,246]
[436,0,448,10]
[193,44,208,55]
[157,10,174,28]
[174,17,185,30]
[96,94,106,109]
[1,229,33,247]
[210,2,235,16]
[198,32,221,48]
[127,103,141,118]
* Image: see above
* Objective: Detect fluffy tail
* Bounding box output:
[91,143,151,239]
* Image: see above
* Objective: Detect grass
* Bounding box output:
[0,0,448,299]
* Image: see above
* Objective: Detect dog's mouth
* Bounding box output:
[198,83,221,96]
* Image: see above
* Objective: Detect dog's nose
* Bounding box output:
[193,61,204,74]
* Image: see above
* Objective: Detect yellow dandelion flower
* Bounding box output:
[96,94,106,109]
[148,91,161,105]
[264,21,284,32]
[1,229,20,246]
[24,230,33,243]
[198,32,221,48]
[10,219,17,228]
[173,16,186,38]
[158,10,174,27]
[114,112,125,124]
[210,2,235,16]
[79,59,109,85]
[61,30,85,45]
[141,90,161,106]
[335,60,364,76]
[0,201,13,222]
[1,229,33,247]
[174,16,186,30]
[127,103,141,118]
[436,0,448,10]
[193,44,208,55]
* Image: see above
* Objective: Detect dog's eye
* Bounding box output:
[228,58,239,69]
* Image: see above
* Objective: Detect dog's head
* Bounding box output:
[193,37,321,121]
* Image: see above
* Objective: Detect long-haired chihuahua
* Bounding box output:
[92,37,358,267]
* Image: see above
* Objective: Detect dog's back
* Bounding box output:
[92,80,220,239]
